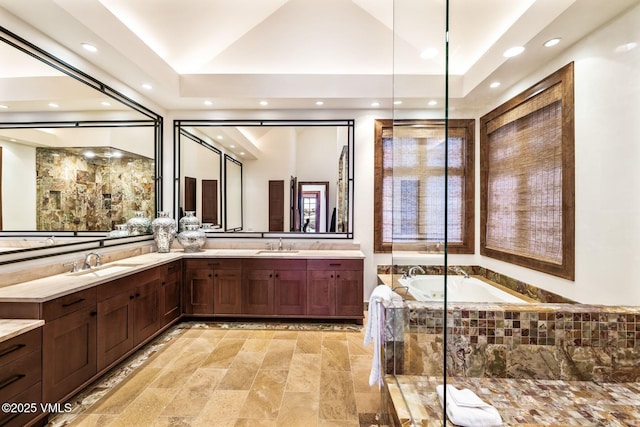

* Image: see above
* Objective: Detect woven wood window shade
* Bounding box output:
[374,119,475,253]
[480,62,574,280]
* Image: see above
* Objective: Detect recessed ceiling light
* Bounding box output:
[230,144,236,148]
[428,100,437,106]
[48,102,59,108]
[490,81,501,89]
[239,152,245,156]
[544,38,561,48]
[503,46,525,58]
[101,101,111,107]
[315,101,324,106]
[259,100,268,106]
[0,104,8,109]
[371,101,380,107]
[394,100,403,105]
[216,135,223,140]
[81,43,98,53]
[420,48,438,59]
[141,83,153,90]
[204,100,213,106]
[9,138,17,142]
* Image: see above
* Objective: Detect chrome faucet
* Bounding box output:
[407,265,425,278]
[450,266,469,279]
[278,238,283,251]
[82,252,102,270]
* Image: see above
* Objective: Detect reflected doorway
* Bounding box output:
[298,181,329,233]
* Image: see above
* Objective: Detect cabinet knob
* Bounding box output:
[90,311,97,317]
[130,295,135,300]
[209,274,213,278]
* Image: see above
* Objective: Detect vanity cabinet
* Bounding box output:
[96,267,162,371]
[0,328,42,427]
[242,259,307,316]
[307,259,363,321]
[42,287,97,404]
[159,260,182,325]
[184,259,242,315]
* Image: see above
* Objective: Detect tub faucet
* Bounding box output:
[407,266,425,278]
[82,252,102,270]
[450,266,469,279]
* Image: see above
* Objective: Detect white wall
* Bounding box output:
[463,4,640,306]
[0,140,36,229]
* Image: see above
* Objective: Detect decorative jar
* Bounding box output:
[179,211,200,232]
[177,224,206,252]
[126,211,152,235]
[107,224,129,238]
[152,211,177,253]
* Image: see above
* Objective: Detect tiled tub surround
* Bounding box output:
[377,264,575,304]
[380,300,640,425]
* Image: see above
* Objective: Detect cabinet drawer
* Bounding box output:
[0,328,41,369]
[97,267,159,300]
[306,259,363,271]
[0,348,41,402]
[158,260,182,278]
[0,382,42,427]
[243,258,306,271]
[206,258,242,270]
[42,287,97,321]
[185,258,242,270]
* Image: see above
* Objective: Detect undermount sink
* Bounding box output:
[69,262,143,277]
[256,250,299,254]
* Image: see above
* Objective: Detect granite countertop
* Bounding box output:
[0,319,44,343]
[0,249,366,303]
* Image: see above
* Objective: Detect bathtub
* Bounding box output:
[397,275,528,303]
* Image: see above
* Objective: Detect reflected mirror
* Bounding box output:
[178,129,222,228]
[0,27,161,252]
[174,120,354,238]
[224,155,242,231]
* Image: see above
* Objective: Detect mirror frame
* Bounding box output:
[223,154,243,231]
[176,128,223,227]
[173,119,355,239]
[0,26,163,265]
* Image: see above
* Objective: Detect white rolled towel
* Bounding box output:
[436,384,502,426]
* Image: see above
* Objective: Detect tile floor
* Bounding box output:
[50,317,380,427]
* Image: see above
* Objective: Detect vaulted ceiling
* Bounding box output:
[1,0,638,112]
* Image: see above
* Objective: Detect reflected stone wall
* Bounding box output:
[36,147,155,231]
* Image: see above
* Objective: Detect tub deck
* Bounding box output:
[384,375,640,426]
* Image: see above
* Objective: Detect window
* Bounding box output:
[480,62,574,280]
[374,119,475,253]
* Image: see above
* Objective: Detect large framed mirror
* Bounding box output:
[174,120,354,238]
[0,26,162,260]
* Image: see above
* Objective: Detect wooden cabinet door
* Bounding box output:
[335,270,363,316]
[306,270,335,316]
[161,262,182,325]
[268,180,285,231]
[184,267,214,315]
[43,306,97,403]
[133,278,162,346]
[214,269,242,314]
[97,291,134,371]
[243,269,274,315]
[275,270,307,315]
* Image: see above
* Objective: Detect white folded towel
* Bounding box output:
[364,285,403,388]
[436,384,502,426]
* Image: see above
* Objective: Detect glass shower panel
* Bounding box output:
[389,0,448,425]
